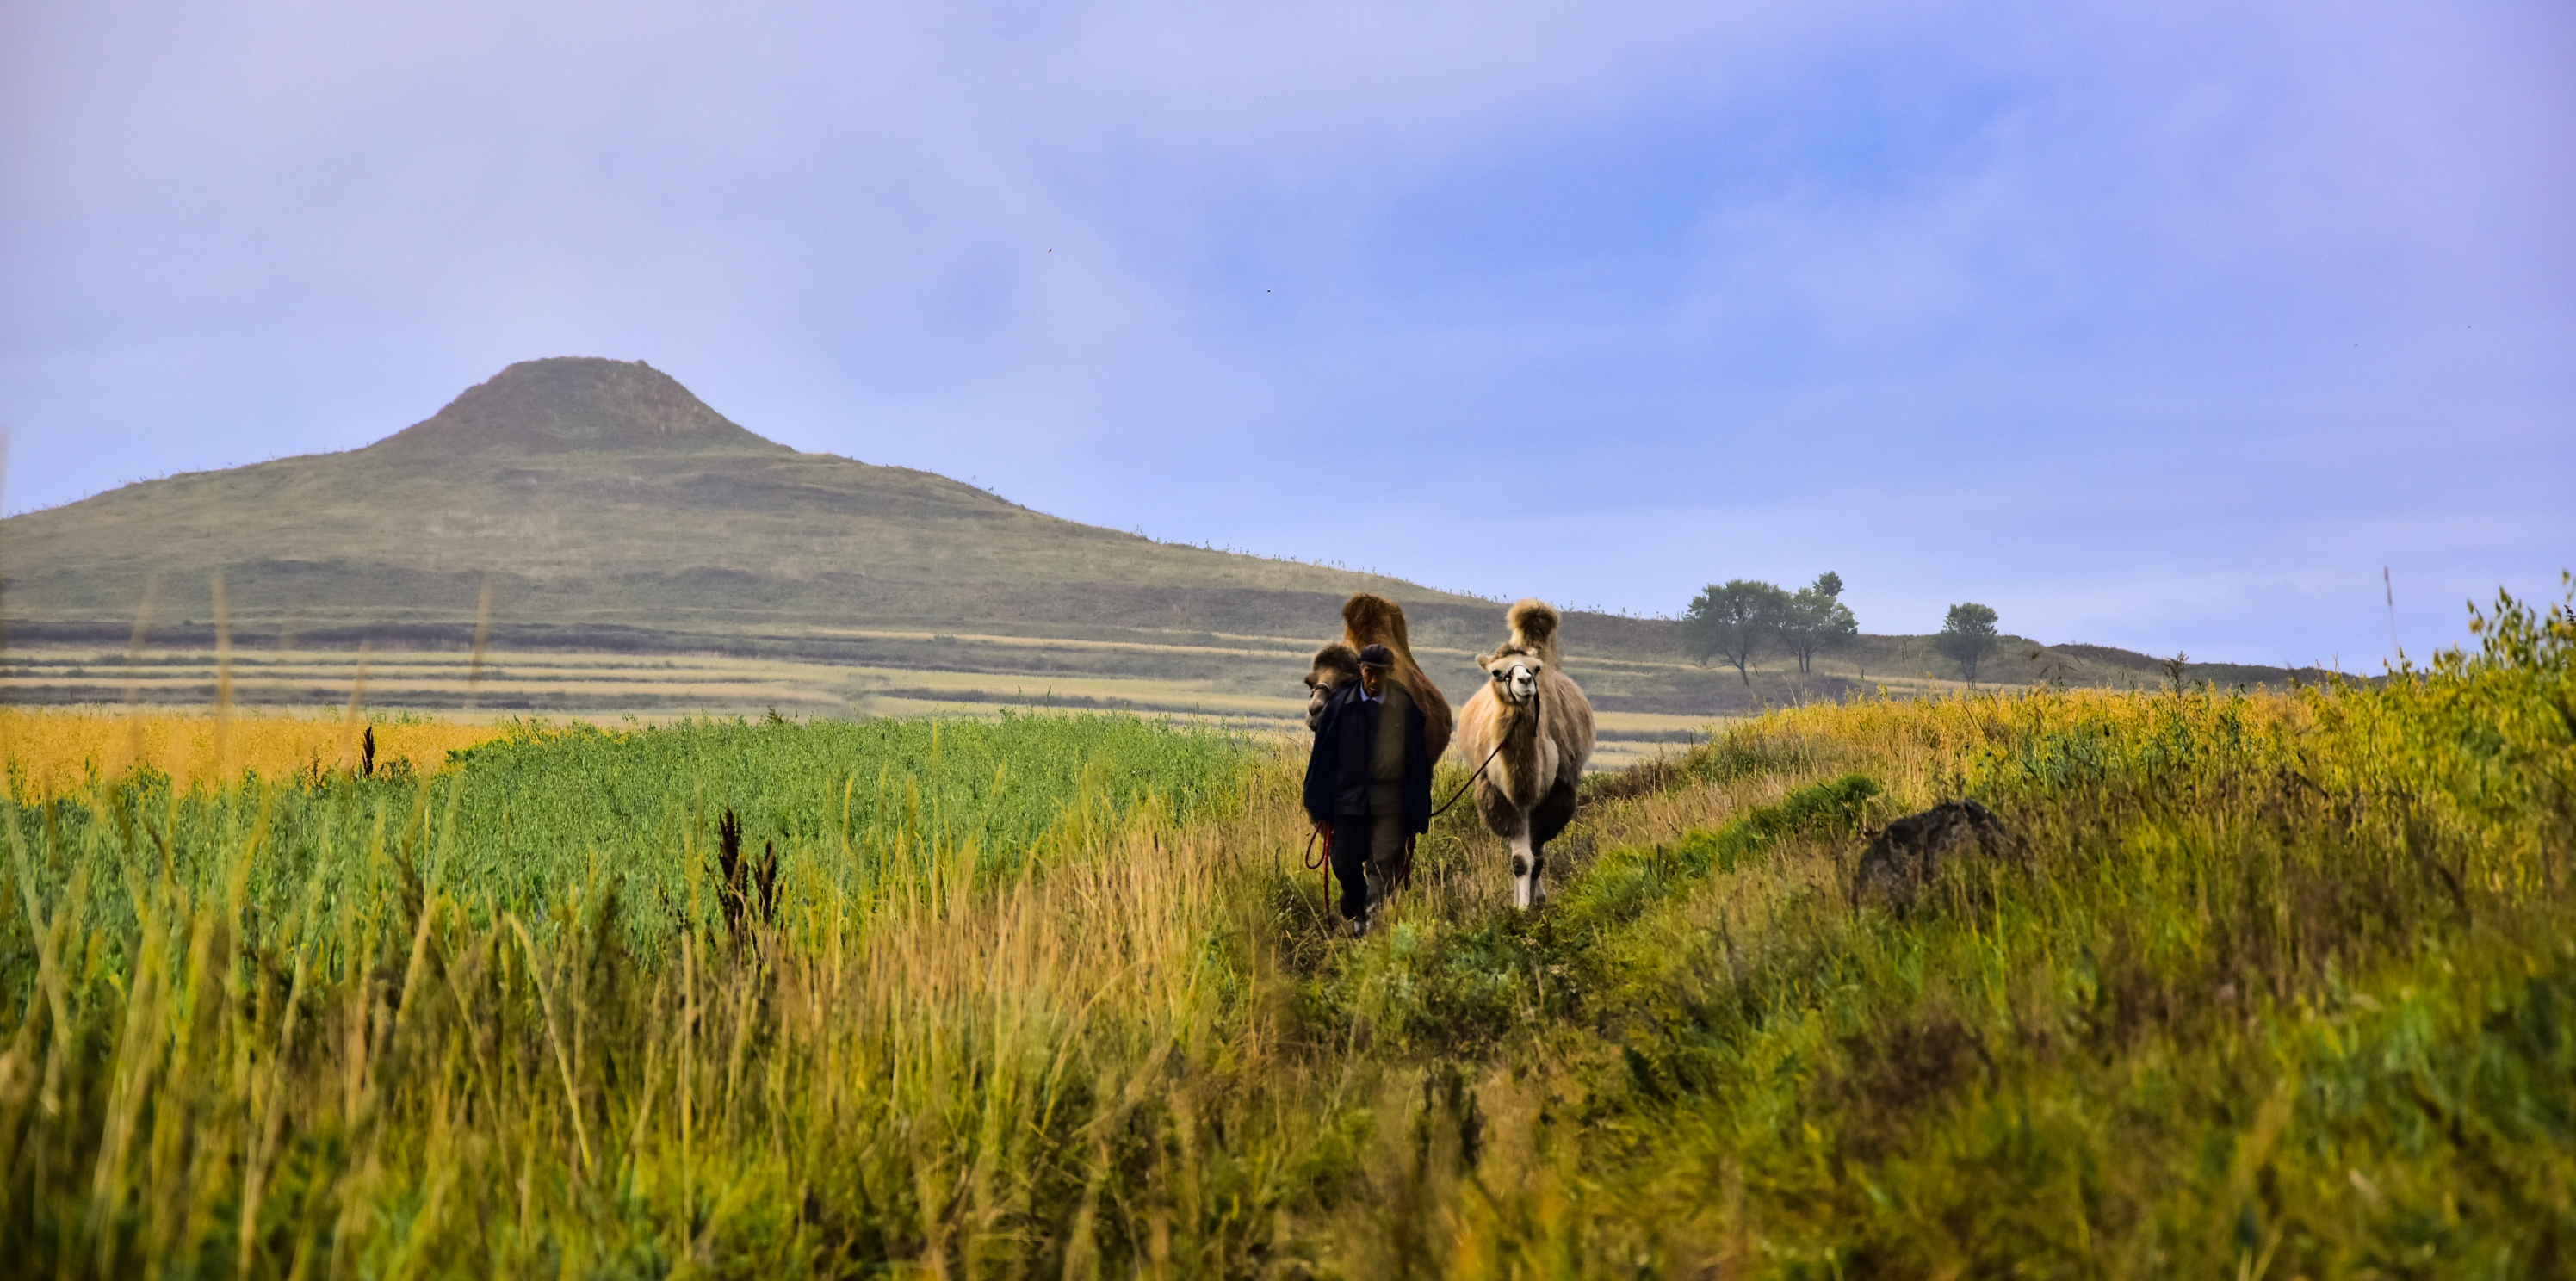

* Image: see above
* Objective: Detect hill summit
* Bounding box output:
[374,358,780,459]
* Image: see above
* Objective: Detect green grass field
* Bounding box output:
[0,585,2567,1278]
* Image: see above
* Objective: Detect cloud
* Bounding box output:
[2,0,2568,662]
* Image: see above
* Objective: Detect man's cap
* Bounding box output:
[1357,644,1396,668]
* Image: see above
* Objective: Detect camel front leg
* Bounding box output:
[1509,827,1541,909]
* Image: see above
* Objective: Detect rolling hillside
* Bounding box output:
[0,357,2332,732]
[1,356,1488,640]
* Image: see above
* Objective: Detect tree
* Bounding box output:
[1779,571,1860,674]
[1936,602,2000,684]
[1684,579,1793,685]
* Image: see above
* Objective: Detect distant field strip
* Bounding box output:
[799,625,1318,660]
[2,647,1730,773]
[0,648,847,714]
[0,644,1973,707]
[0,647,1289,713]
[0,707,505,793]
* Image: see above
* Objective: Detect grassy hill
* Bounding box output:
[1,356,2334,726]
[0,356,1481,639]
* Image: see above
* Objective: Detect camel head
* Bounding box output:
[1305,643,1362,731]
[1482,647,1543,708]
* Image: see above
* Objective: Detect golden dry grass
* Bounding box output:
[0,707,506,797]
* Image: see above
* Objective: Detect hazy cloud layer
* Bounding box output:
[3,0,2568,663]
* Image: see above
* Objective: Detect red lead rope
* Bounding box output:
[1303,824,1419,891]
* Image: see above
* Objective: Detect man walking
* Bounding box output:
[1303,643,1434,936]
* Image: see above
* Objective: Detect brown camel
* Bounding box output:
[1303,642,1361,731]
[1454,599,1596,908]
[1338,593,1453,761]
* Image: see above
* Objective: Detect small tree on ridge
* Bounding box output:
[1937,602,2000,684]
[1779,571,1860,675]
[1685,579,1793,685]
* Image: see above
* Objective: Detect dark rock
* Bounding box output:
[1851,799,2023,913]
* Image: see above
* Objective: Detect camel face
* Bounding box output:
[1485,653,1542,706]
[1305,643,1363,732]
[1304,672,1344,730]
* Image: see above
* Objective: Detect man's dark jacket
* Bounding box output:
[1303,682,1434,833]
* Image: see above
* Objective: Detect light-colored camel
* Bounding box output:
[1455,599,1596,908]
[1338,593,1453,762]
[1303,642,1360,731]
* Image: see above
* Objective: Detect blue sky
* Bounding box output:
[3,0,2568,666]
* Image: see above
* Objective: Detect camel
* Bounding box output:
[1303,642,1361,731]
[1455,599,1596,908]
[1338,593,1453,761]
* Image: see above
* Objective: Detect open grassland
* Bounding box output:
[0,594,2285,733]
[0,647,1310,728]
[0,586,2567,1278]
[0,644,1736,762]
[0,649,926,720]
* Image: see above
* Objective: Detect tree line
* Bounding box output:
[1681,573,2003,683]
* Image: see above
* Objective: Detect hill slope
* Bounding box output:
[3,357,1495,641]
[2,357,2334,721]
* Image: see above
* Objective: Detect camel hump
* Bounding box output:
[1339,592,1449,757]
[1341,592,1413,657]
[1507,598,1562,663]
